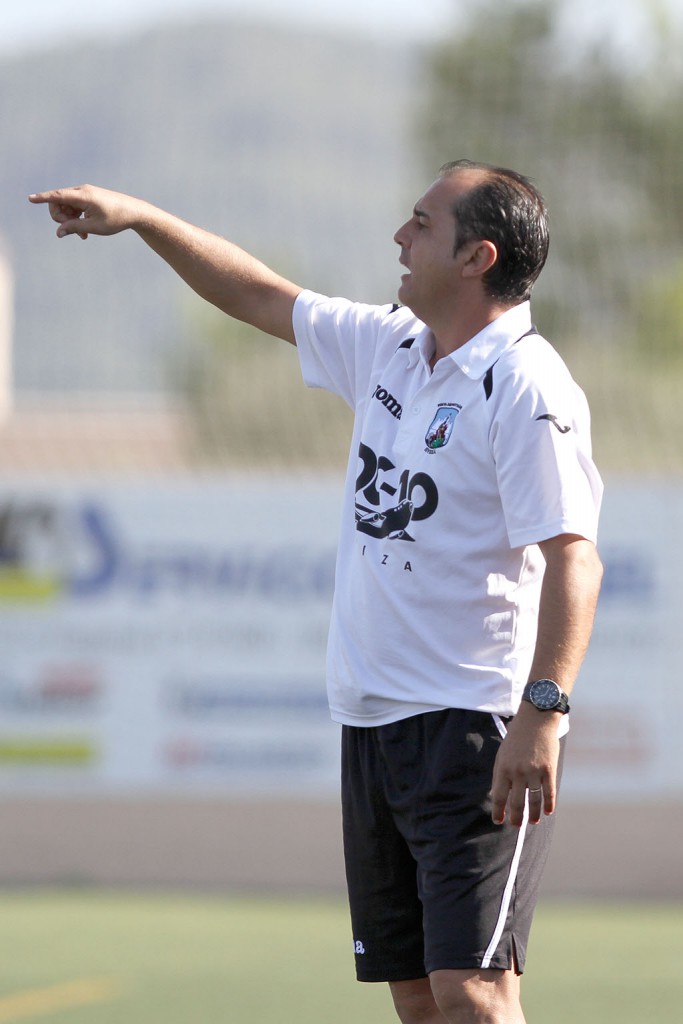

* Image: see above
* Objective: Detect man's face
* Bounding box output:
[393,171,479,322]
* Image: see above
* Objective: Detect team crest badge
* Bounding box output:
[425,405,461,451]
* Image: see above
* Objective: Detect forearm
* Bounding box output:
[491,534,603,825]
[133,203,301,342]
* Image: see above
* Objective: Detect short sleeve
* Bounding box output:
[488,339,603,547]
[293,290,416,411]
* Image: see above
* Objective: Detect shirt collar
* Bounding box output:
[449,302,533,379]
[405,325,435,371]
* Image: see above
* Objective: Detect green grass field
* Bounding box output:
[0,892,679,1023]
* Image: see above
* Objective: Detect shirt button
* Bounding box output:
[413,406,421,415]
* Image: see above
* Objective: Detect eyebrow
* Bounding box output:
[413,206,430,220]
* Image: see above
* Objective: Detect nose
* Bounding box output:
[394,219,411,248]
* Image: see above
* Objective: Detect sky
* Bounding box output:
[0,0,664,58]
[0,0,457,54]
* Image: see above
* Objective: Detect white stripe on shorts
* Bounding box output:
[481,714,530,970]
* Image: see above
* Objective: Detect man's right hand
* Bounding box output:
[29,185,148,240]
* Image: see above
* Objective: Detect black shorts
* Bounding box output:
[341,707,564,983]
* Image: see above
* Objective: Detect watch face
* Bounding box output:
[529,679,561,710]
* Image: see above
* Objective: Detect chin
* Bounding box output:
[397,279,411,306]
[398,286,419,318]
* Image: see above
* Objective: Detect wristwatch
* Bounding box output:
[522,679,570,714]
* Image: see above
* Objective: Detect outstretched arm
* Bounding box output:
[490,533,603,827]
[29,185,302,344]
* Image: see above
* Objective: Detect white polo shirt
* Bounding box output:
[293,290,603,727]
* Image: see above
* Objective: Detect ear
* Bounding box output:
[460,240,498,279]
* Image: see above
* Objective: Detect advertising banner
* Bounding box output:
[0,478,340,795]
[0,476,679,801]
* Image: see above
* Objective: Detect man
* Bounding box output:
[30,160,603,1024]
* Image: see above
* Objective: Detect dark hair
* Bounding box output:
[439,159,549,304]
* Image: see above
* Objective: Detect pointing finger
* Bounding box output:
[28,187,84,205]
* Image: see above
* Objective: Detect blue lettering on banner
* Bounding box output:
[0,498,336,604]
[167,683,328,716]
[598,550,655,601]
[70,503,119,597]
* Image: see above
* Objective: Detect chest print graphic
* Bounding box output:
[355,443,439,543]
[425,404,462,452]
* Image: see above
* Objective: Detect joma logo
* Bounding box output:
[372,384,402,420]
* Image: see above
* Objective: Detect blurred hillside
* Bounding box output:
[1,18,423,396]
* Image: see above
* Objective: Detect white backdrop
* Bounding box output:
[0,476,677,802]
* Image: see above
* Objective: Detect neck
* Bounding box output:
[428,303,511,366]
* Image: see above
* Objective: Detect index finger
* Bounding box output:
[28,187,83,205]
